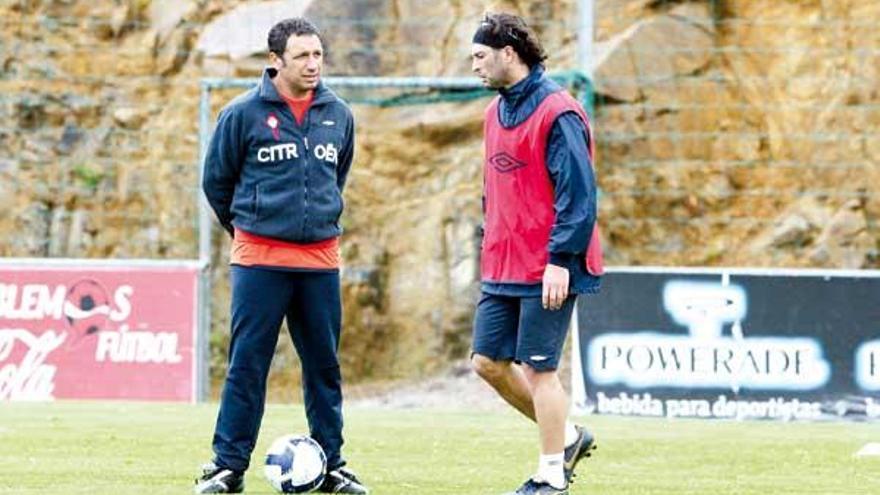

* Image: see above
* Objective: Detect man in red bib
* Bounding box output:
[470,13,604,495]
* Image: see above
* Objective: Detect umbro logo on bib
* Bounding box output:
[489,152,527,173]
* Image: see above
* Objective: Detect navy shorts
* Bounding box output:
[471,292,577,371]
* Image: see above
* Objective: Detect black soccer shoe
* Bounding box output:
[564,425,597,482]
[317,467,369,494]
[193,462,244,494]
[506,478,569,495]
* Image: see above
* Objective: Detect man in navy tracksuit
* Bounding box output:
[196,18,367,494]
[469,13,604,495]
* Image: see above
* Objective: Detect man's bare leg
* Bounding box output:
[522,365,567,455]
[471,354,536,421]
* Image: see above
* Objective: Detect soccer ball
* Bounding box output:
[264,434,327,493]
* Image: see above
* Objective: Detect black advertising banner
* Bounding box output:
[575,268,880,421]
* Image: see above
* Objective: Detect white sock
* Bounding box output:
[564,421,579,447]
[537,452,566,489]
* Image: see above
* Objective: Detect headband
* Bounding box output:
[472,23,521,50]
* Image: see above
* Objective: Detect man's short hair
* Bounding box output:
[472,13,547,68]
[268,18,323,57]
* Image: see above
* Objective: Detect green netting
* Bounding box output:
[346,70,595,110]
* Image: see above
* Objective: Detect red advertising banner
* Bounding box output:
[0,262,200,402]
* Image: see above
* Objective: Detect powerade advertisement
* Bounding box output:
[576,268,880,421]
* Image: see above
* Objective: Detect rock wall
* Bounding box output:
[1,0,877,392]
[595,0,879,268]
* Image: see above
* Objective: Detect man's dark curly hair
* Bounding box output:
[477,13,547,68]
[267,17,324,58]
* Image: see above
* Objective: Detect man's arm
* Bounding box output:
[542,111,597,309]
[202,108,244,237]
[546,112,597,260]
[336,112,355,191]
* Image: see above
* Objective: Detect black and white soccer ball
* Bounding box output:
[264,434,327,493]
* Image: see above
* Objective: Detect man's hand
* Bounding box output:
[542,263,570,310]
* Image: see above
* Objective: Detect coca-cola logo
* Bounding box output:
[0,278,134,400]
[0,272,190,401]
[0,329,66,400]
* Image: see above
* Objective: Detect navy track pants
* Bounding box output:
[212,265,345,472]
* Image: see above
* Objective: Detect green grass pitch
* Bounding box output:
[0,401,878,494]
